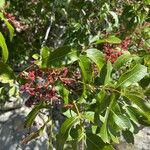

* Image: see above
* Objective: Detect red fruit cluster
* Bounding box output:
[104,45,123,63]
[20,68,58,107]
[121,37,131,50]
[104,38,131,63]
[19,66,80,107]
[4,12,29,32]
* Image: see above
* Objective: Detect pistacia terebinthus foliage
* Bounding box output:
[0,0,150,149]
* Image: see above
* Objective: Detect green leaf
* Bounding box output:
[109,11,119,27]
[40,46,51,68]
[60,116,79,138]
[123,91,150,121]
[106,36,121,44]
[3,18,14,41]
[0,63,14,83]
[108,129,119,143]
[60,86,70,104]
[86,49,104,72]
[96,90,111,113]
[96,36,121,44]
[82,111,95,123]
[0,32,9,63]
[86,133,106,150]
[122,130,134,144]
[58,116,79,149]
[117,64,147,88]
[126,106,150,126]
[0,13,14,41]
[9,86,16,97]
[98,61,112,85]
[125,107,139,125]
[113,113,131,130]
[102,145,115,150]
[139,76,150,88]
[145,87,150,96]
[144,55,150,66]
[100,121,110,143]
[100,94,115,143]
[70,126,84,142]
[0,13,3,20]
[89,35,99,43]
[32,54,40,60]
[113,53,131,70]
[0,87,4,94]
[105,61,113,85]
[25,102,48,127]
[0,0,5,8]
[79,55,93,83]
[47,46,78,67]
[63,110,77,118]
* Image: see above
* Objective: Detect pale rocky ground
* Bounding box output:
[0,100,150,150]
[0,100,49,150]
[116,127,150,150]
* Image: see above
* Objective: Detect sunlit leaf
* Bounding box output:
[32,54,40,60]
[109,11,119,27]
[113,53,131,70]
[100,121,110,143]
[0,13,14,41]
[9,86,16,97]
[0,32,9,63]
[0,63,14,83]
[105,61,113,85]
[0,0,5,8]
[82,111,95,123]
[103,145,115,150]
[96,36,121,44]
[86,48,104,72]
[113,113,131,130]
[40,46,51,68]
[3,18,14,41]
[117,64,147,88]
[79,55,93,83]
